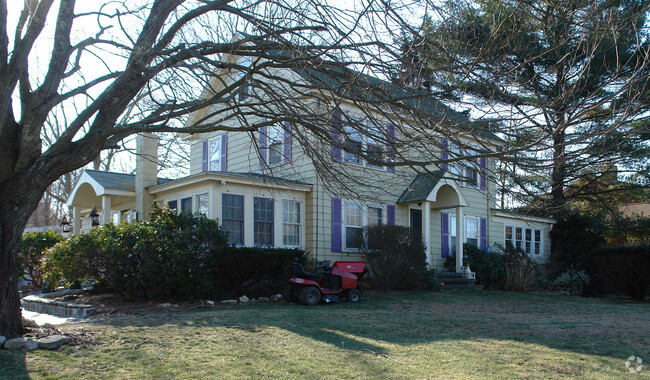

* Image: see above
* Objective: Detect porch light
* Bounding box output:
[60,216,71,233]
[90,206,100,227]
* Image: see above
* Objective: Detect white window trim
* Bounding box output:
[504,224,543,255]
[282,199,303,248]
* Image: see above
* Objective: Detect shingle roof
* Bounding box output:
[397,171,446,204]
[84,170,172,192]
[259,47,502,142]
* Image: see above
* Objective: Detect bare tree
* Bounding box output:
[1,0,504,338]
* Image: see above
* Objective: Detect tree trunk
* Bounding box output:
[0,181,44,338]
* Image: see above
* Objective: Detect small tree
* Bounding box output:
[17,230,63,289]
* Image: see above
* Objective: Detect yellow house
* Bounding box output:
[67,44,555,271]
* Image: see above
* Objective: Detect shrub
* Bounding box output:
[550,213,606,269]
[360,224,431,291]
[501,243,538,292]
[461,244,505,290]
[592,244,650,300]
[553,268,591,295]
[17,230,64,289]
[41,206,309,300]
[42,206,228,299]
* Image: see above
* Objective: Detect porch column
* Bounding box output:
[102,196,112,225]
[455,205,463,273]
[423,201,431,265]
[72,206,81,235]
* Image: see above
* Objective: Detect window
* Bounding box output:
[209,138,222,171]
[222,194,244,246]
[505,225,542,255]
[345,203,363,249]
[447,214,479,253]
[254,197,274,247]
[180,197,192,214]
[447,142,479,187]
[282,200,301,247]
[168,200,178,211]
[268,124,284,166]
[343,126,363,164]
[197,193,208,216]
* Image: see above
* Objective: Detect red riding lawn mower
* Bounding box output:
[285,260,367,306]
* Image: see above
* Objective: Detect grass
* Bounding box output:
[2,290,649,379]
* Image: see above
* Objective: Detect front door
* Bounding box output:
[410,209,422,241]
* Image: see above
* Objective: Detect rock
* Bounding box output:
[220,299,237,305]
[258,297,270,302]
[22,317,38,328]
[0,336,5,347]
[238,295,249,303]
[206,300,215,306]
[3,337,39,351]
[159,303,171,308]
[41,323,57,330]
[271,294,283,302]
[38,335,70,350]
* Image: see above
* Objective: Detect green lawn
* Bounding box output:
[2,290,649,379]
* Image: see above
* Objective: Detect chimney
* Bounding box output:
[135,132,159,220]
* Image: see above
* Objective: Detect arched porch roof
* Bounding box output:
[396,170,468,208]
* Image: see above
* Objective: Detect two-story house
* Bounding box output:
[66,43,555,272]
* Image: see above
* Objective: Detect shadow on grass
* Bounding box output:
[80,289,650,362]
[0,350,28,379]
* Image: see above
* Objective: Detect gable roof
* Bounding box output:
[397,171,447,204]
[84,169,173,192]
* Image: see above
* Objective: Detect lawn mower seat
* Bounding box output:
[291,262,318,280]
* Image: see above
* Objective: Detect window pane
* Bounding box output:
[222,194,244,245]
[346,227,363,249]
[505,226,512,240]
[282,200,300,247]
[209,138,221,171]
[168,200,177,211]
[181,197,192,213]
[254,197,274,247]
[466,218,478,239]
[197,194,208,215]
[269,142,282,165]
[345,203,362,227]
[450,215,457,238]
[535,230,541,242]
[368,207,382,226]
[344,126,362,164]
[525,229,532,242]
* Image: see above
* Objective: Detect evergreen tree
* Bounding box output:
[400,0,650,216]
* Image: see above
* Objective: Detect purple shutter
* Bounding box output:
[479,156,487,190]
[441,138,449,170]
[387,205,395,225]
[441,212,449,258]
[259,126,267,170]
[284,121,292,164]
[202,140,208,171]
[221,133,228,172]
[386,123,395,173]
[480,217,487,250]
[331,197,342,252]
[331,110,342,162]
